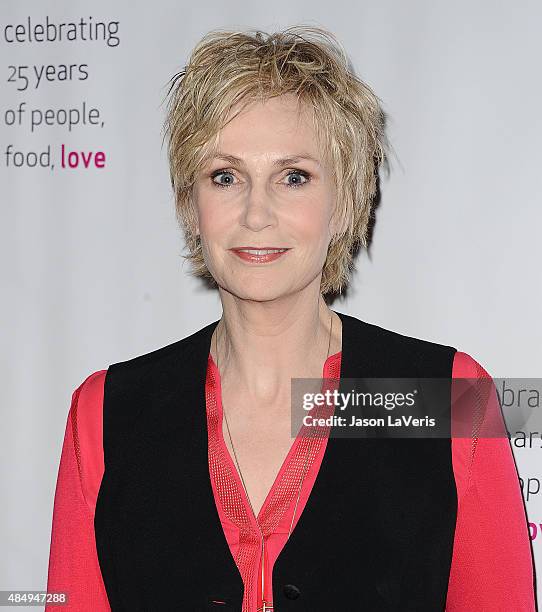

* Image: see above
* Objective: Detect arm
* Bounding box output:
[446,352,537,611]
[45,372,110,611]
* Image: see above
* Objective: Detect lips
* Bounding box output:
[230,247,290,264]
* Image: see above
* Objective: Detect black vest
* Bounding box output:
[94,310,457,611]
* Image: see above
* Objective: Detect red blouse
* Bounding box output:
[45,350,536,611]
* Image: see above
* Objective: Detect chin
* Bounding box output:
[221,276,297,302]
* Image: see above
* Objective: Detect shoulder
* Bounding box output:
[64,319,219,510]
[70,369,108,513]
[451,350,492,378]
[450,350,498,430]
[96,320,220,459]
[449,350,503,501]
[105,319,219,381]
[74,369,107,402]
[71,370,107,435]
[101,318,220,397]
[450,351,496,431]
[339,310,455,351]
[337,310,457,375]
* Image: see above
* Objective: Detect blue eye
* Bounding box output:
[210,168,311,189]
[211,170,235,188]
[284,170,310,188]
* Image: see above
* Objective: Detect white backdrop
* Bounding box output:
[2,0,541,608]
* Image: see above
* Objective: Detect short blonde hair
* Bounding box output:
[162,25,389,296]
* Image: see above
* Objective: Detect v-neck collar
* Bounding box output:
[206,347,342,530]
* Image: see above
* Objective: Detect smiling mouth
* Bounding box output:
[230,247,291,263]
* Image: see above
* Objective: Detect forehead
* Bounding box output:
[216,94,319,157]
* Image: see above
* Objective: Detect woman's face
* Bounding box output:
[192,93,337,301]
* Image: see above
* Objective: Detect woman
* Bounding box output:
[46,26,536,610]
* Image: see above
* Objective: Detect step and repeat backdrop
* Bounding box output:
[2,0,541,608]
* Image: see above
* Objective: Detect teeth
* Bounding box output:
[237,248,287,255]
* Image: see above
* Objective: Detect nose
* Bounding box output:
[240,183,277,232]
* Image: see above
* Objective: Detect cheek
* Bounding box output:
[196,195,227,238]
[197,203,234,267]
[290,200,333,248]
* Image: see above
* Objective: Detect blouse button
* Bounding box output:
[283,584,301,600]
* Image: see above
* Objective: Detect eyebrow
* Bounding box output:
[208,152,321,168]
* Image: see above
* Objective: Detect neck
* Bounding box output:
[212,285,341,402]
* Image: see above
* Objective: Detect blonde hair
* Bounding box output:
[162,25,389,296]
